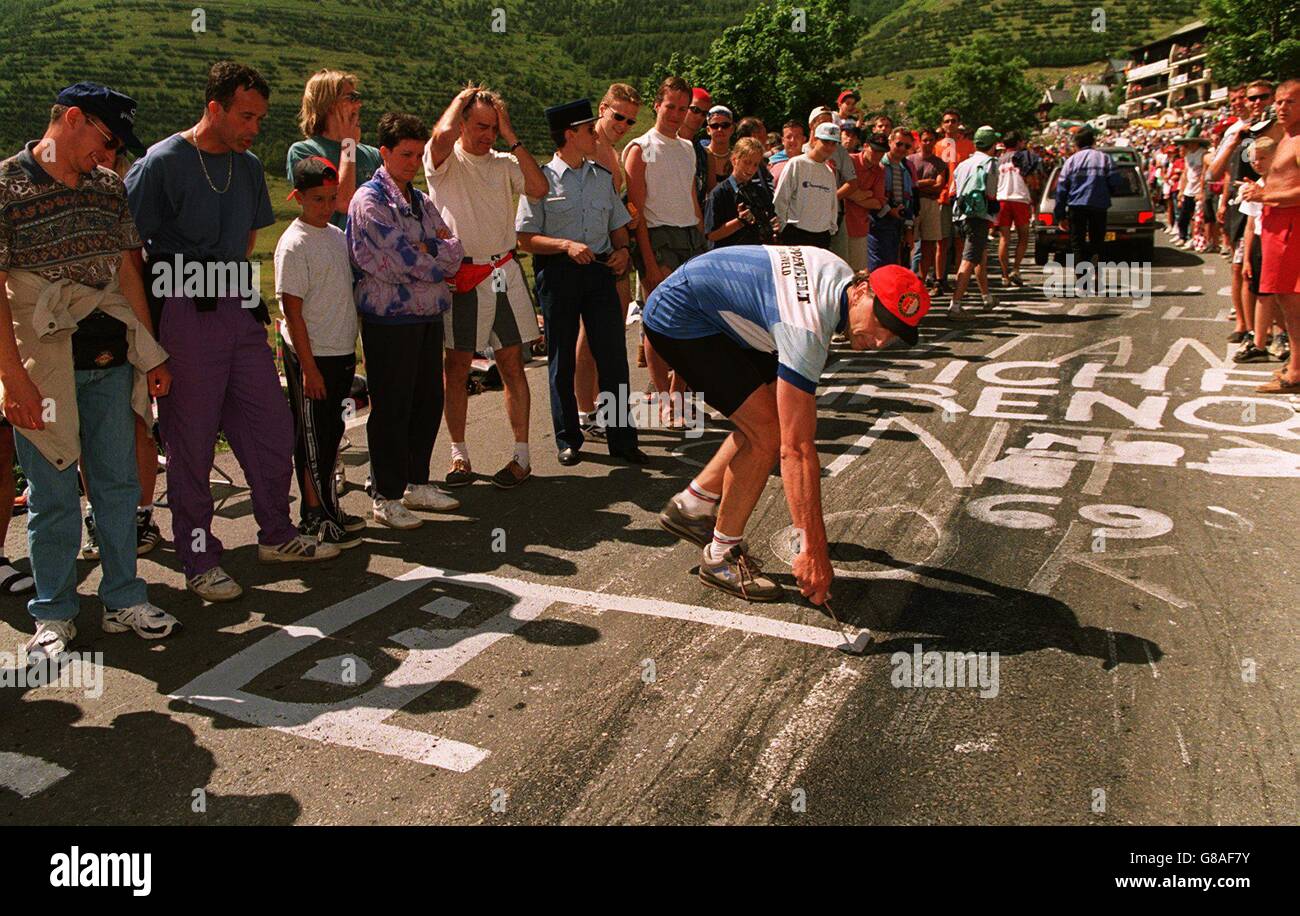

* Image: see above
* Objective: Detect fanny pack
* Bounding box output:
[450,251,514,294]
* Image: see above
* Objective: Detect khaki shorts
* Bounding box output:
[917,197,942,241]
[940,201,957,239]
[444,256,540,353]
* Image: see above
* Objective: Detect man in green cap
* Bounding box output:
[947,125,1001,319]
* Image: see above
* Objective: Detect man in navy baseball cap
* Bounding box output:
[55,82,145,156]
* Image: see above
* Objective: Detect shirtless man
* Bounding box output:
[576,83,641,436]
[1242,79,1300,393]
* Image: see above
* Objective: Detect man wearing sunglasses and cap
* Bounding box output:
[0,82,179,660]
[644,247,929,606]
[516,99,645,467]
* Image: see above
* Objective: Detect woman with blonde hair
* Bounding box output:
[286,69,382,229]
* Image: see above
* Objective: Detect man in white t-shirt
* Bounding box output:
[624,75,708,406]
[948,126,1000,318]
[425,87,549,490]
[993,130,1040,286]
[275,156,362,549]
[1175,132,1210,247]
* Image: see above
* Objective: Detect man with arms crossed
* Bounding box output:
[425,87,549,490]
[646,247,929,605]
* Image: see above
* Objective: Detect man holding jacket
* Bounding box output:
[0,83,178,660]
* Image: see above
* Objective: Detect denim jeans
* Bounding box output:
[14,364,146,622]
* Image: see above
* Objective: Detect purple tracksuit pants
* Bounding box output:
[158,297,298,577]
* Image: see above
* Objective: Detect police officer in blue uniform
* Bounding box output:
[516,99,646,466]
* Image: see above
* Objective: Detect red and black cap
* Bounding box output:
[288,155,339,199]
[867,265,929,346]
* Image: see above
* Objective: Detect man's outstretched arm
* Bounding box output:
[776,378,832,605]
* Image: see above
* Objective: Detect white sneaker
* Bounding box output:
[982,293,998,309]
[102,602,179,639]
[258,534,341,563]
[187,566,244,602]
[373,497,422,529]
[25,619,76,661]
[401,483,461,512]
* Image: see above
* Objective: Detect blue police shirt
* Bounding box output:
[515,154,630,255]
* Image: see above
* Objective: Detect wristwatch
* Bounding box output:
[509,140,524,152]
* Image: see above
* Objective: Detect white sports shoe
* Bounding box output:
[258,534,341,563]
[401,483,461,512]
[374,498,422,530]
[102,602,179,639]
[187,566,244,602]
[25,619,76,661]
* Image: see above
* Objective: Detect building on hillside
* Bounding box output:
[1075,83,1111,106]
[1038,87,1071,123]
[1119,20,1224,118]
[1101,58,1133,88]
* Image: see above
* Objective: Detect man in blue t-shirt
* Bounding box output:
[643,245,929,606]
[125,61,339,605]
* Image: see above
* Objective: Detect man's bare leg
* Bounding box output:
[997,227,1011,280]
[1276,293,1300,382]
[443,348,474,444]
[1013,226,1029,274]
[494,343,531,447]
[712,385,780,539]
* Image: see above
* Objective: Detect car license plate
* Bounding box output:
[1105,231,1117,242]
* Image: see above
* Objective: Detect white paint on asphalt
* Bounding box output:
[171,565,871,770]
[0,751,70,798]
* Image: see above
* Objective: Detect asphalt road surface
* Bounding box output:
[2,235,1296,825]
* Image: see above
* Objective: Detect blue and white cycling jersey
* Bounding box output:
[642,245,853,393]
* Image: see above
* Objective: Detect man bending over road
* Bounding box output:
[643,245,929,606]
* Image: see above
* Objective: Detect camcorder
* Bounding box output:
[736,181,779,244]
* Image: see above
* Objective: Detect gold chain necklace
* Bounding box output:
[190,128,232,194]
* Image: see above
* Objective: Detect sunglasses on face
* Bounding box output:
[608,111,634,123]
[343,91,362,102]
[688,106,707,115]
[708,122,732,130]
[1247,94,1271,102]
[87,116,121,152]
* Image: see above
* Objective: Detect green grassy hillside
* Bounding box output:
[0,0,1209,171]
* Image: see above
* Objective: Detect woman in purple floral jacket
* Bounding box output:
[346,112,464,530]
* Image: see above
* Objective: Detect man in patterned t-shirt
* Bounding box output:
[0,83,178,661]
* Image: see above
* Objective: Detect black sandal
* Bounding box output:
[0,559,34,596]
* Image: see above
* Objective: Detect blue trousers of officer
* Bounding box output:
[535,256,637,454]
[867,218,904,271]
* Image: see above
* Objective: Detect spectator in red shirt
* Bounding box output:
[935,110,975,293]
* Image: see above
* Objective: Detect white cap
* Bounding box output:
[813,122,841,143]
[808,105,832,125]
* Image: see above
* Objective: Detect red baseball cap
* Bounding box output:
[868,265,929,345]
[837,90,860,105]
[692,88,712,108]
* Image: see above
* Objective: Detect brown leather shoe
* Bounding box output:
[491,459,531,489]
[445,458,474,488]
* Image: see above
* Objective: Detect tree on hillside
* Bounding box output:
[1205,0,1300,84]
[906,35,1042,133]
[653,0,863,126]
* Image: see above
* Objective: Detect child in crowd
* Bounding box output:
[275,156,365,548]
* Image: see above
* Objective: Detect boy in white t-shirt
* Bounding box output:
[275,156,364,549]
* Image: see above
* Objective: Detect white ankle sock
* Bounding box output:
[705,529,743,564]
[451,442,470,464]
[680,480,720,516]
[513,442,530,469]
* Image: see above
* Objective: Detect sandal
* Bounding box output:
[1256,374,1300,394]
[0,559,34,595]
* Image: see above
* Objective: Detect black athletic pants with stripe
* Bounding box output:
[359,319,444,501]
[283,347,356,525]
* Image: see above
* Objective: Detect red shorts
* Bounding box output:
[1260,205,1300,295]
[994,200,1032,228]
